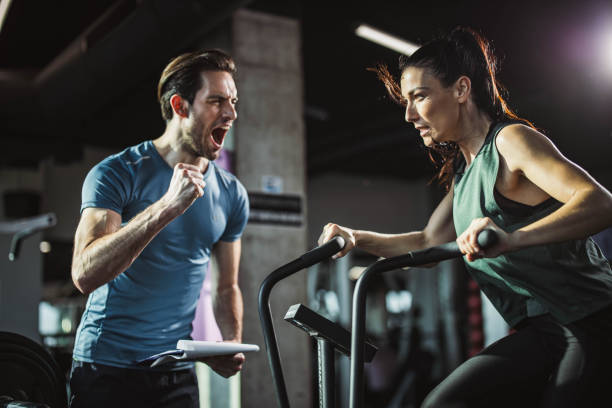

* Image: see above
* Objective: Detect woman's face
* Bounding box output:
[400,66,460,147]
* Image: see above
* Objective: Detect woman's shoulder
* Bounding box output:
[496,123,553,152]
[495,123,560,171]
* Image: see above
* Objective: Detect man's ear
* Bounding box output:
[170,94,189,118]
[455,76,471,103]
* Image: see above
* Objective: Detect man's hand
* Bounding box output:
[162,163,206,214]
[201,353,245,378]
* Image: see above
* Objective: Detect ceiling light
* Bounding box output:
[0,0,13,34]
[602,24,612,73]
[355,23,419,56]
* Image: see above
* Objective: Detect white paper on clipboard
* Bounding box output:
[137,340,260,368]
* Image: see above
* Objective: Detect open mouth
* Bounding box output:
[211,127,228,147]
[416,126,430,137]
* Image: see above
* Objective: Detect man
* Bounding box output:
[69,49,249,408]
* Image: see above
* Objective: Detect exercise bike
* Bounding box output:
[259,230,497,408]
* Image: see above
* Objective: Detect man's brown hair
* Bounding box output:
[157,49,236,121]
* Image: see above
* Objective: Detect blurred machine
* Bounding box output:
[0,213,68,407]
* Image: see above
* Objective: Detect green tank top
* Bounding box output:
[453,122,612,327]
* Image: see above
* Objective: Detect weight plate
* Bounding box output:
[0,332,67,408]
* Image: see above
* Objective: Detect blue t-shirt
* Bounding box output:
[73,141,249,368]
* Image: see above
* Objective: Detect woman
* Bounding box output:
[319,27,612,407]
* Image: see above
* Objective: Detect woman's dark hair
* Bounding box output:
[374,27,532,190]
[157,49,236,121]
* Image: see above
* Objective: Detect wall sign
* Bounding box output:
[248,192,303,226]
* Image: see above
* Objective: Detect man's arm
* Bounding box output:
[201,239,245,378]
[211,239,243,342]
[72,163,206,294]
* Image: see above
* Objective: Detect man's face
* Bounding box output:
[182,70,237,161]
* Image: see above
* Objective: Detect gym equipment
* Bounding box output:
[0,332,67,408]
[0,213,65,407]
[260,236,373,408]
[0,213,56,261]
[349,229,498,408]
[284,303,377,408]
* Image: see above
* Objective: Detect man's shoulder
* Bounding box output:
[109,141,153,164]
[94,141,154,172]
[211,163,246,194]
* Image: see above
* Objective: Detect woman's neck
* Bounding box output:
[456,110,493,167]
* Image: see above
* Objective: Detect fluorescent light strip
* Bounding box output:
[0,0,13,34]
[355,23,419,56]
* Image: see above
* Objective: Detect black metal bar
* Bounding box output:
[317,337,335,408]
[0,213,57,234]
[0,213,57,261]
[349,230,498,408]
[284,303,377,362]
[258,236,345,408]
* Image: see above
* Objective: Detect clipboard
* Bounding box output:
[137,340,260,368]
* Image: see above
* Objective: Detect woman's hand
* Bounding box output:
[456,217,511,261]
[318,223,356,259]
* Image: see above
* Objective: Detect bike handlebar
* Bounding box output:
[258,236,345,408]
[349,229,499,408]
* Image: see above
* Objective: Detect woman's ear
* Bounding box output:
[170,94,189,118]
[455,76,471,103]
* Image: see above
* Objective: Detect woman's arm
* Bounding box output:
[319,187,456,259]
[458,124,612,260]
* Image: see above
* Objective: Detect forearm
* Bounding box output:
[203,285,245,378]
[354,230,429,258]
[213,284,243,342]
[511,188,612,250]
[72,200,178,294]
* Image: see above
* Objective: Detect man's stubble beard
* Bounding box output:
[184,120,217,161]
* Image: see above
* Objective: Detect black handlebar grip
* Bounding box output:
[316,235,345,256]
[477,229,499,249]
[331,236,346,252]
[300,235,346,265]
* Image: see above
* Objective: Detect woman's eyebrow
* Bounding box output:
[406,86,430,96]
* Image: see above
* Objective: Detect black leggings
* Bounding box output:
[422,310,612,408]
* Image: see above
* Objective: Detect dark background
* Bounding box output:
[1,0,611,184]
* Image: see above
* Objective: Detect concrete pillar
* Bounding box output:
[232,9,309,408]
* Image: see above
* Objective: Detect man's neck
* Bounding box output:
[153,121,209,172]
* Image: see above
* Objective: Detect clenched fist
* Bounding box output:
[162,163,206,214]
